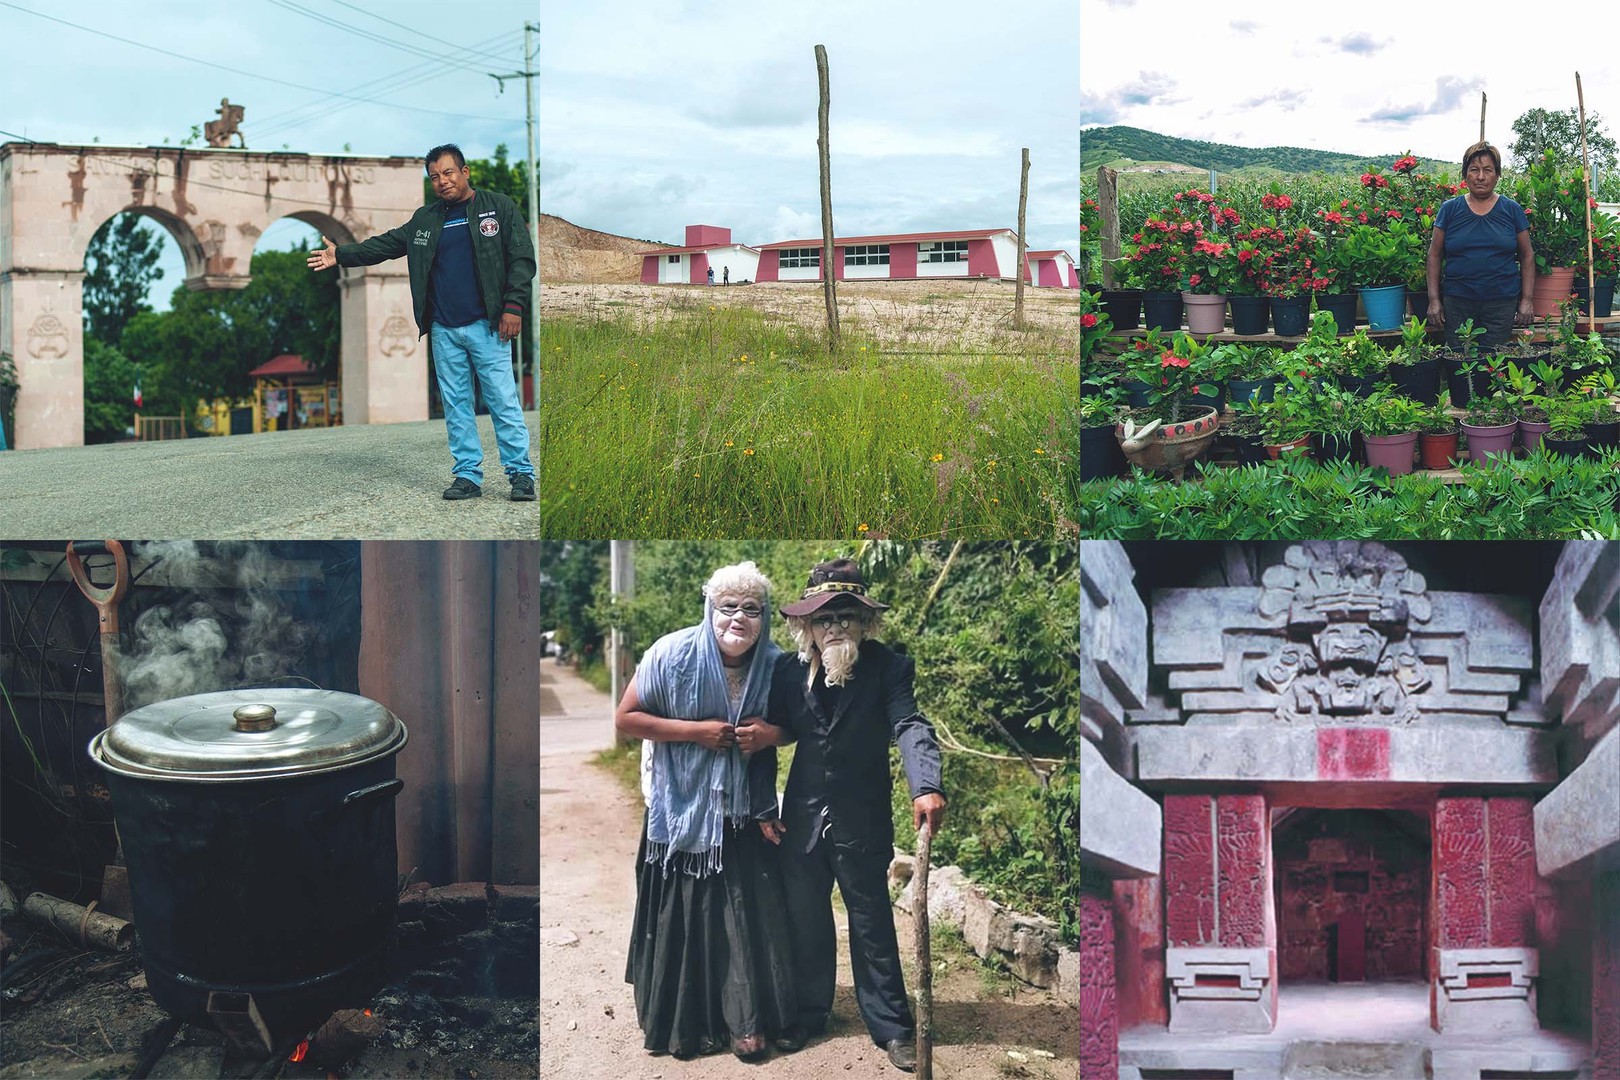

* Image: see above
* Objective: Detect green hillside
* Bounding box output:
[1081,125,1453,177]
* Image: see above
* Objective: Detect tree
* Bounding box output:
[83,213,165,343]
[81,337,139,443]
[1508,107,1619,176]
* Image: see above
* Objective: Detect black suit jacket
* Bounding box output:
[751,641,943,855]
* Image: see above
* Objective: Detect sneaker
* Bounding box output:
[509,473,536,501]
[442,477,482,500]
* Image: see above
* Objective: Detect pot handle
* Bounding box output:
[307,779,403,833]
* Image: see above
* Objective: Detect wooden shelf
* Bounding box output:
[1104,313,1619,346]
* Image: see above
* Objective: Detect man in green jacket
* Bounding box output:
[306,143,536,501]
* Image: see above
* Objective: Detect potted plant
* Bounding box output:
[1511,151,1587,316]
[1222,395,1272,465]
[1340,219,1425,330]
[1256,221,1329,337]
[1418,398,1461,469]
[1182,233,1241,334]
[1213,343,1281,407]
[1387,315,1441,404]
[1576,368,1620,451]
[1542,396,1592,459]
[1440,317,1491,404]
[1573,212,1618,318]
[1332,327,1392,397]
[1114,330,1222,477]
[1501,362,1553,452]
[1306,379,1365,463]
[1253,378,1315,459]
[1355,388,1425,475]
[1120,219,1187,330]
[1460,394,1519,464]
[1311,203,1360,332]
[1079,392,1130,481]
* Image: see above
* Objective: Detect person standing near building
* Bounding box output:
[723,265,730,286]
[305,143,536,501]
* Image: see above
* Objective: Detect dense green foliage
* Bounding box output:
[100,247,339,434]
[574,541,1079,941]
[538,541,609,664]
[84,214,166,344]
[1081,125,1450,176]
[1508,108,1618,176]
[540,306,1078,538]
[81,337,140,442]
[1078,451,1620,538]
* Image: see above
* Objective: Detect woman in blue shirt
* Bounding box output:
[1426,141,1536,354]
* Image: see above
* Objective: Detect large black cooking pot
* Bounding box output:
[88,688,408,1046]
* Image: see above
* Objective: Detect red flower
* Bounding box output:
[1081,312,1098,328]
[1188,273,1203,287]
[1386,210,1403,219]
[1392,155,1418,173]
[1161,353,1190,369]
[1261,193,1294,211]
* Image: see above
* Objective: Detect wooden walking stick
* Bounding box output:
[1577,72,1596,335]
[914,820,934,1079]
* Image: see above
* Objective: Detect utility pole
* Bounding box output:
[490,22,541,408]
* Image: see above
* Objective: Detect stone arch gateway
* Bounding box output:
[1,142,429,449]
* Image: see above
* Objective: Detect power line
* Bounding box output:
[249,30,517,141]
[0,1,516,125]
[325,0,451,46]
[263,0,493,75]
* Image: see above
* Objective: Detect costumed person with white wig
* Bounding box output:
[757,558,946,1073]
[614,561,799,1061]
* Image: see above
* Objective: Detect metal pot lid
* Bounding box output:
[90,688,408,781]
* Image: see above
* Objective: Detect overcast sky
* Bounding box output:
[1082,0,1619,170]
[540,0,1079,255]
[2,0,533,310]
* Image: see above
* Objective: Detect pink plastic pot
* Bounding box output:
[1461,420,1518,464]
[1362,432,1419,476]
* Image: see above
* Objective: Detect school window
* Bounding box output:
[918,240,969,263]
[778,247,821,269]
[666,254,681,264]
[844,244,890,267]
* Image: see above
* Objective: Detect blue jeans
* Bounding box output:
[429,319,534,484]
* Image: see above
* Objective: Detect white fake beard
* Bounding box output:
[820,638,861,687]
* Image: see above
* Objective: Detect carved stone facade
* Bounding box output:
[0,143,425,448]
[1082,541,1619,1080]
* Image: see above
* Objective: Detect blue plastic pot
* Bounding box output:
[1359,284,1407,331]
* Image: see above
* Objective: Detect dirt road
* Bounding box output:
[538,663,1076,1079]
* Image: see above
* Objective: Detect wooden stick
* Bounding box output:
[1479,92,1487,143]
[1015,148,1029,329]
[1577,72,1596,334]
[914,821,934,1080]
[1099,166,1120,290]
[21,892,134,953]
[814,44,840,354]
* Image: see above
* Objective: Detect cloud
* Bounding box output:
[1079,92,1121,126]
[1115,71,1180,108]
[1237,88,1308,111]
[1322,32,1388,55]
[1364,75,1485,124]
[1230,20,1259,34]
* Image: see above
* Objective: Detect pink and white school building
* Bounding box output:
[639,225,1077,288]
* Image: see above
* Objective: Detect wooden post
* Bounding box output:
[1015,147,1029,329]
[1577,72,1597,334]
[914,821,934,1079]
[815,44,840,353]
[1098,166,1120,289]
[1479,92,1487,143]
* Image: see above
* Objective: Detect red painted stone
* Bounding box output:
[1467,972,1513,989]
[1113,876,1168,1029]
[1316,727,1392,780]
[1164,794,1216,947]
[1079,891,1117,1080]
[1487,797,1538,948]
[1434,798,1489,949]
[1595,871,1620,1079]
[1332,909,1367,982]
[1217,795,1271,948]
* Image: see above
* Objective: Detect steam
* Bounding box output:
[115,541,316,711]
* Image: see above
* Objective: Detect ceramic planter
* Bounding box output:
[1358,284,1407,331]
[1080,423,1130,481]
[1142,291,1183,331]
[1461,419,1518,463]
[1228,295,1270,335]
[1271,296,1309,336]
[1419,431,1459,470]
[1531,267,1578,318]
[1115,407,1220,479]
[1182,292,1228,335]
[1100,289,1143,330]
[1362,431,1419,476]
[1517,419,1551,453]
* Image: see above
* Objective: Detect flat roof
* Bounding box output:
[758,228,1014,250]
[633,243,760,257]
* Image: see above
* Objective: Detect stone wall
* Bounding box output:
[1080,888,1117,1080]
[1275,809,1427,982]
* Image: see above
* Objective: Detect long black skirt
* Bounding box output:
[625,815,798,1056]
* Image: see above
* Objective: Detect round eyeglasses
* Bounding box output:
[811,612,862,631]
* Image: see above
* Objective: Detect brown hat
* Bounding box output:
[779,558,889,617]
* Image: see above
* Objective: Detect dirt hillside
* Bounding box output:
[540,214,664,284]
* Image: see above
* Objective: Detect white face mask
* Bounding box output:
[710,593,763,659]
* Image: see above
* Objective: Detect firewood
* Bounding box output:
[20,892,134,953]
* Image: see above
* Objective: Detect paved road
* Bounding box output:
[540,660,619,757]
[0,412,539,539]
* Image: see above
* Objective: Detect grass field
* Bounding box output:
[540,300,1078,537]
